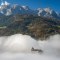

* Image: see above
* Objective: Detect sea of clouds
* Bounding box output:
[0,34,60,60]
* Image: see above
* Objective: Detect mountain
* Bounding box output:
[0,1,60,40]
[0,14,60,40]
[0,1,60,19]
[37,8,60,19]
[0,1,36,16]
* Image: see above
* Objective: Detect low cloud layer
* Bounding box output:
[0,34,39,52]
[38,34,60,57]
[0,34,60,60]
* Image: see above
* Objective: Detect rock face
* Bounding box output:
[0,14,60,40]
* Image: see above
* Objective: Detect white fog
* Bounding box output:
[0,34,60,60]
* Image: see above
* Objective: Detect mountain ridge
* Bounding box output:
[0,1,60,19]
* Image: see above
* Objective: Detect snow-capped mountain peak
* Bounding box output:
[37,8,46,16]
[44,7,52,14]
[1,1,10,6]
[0,1,34,16]
[37,8,44,12]
[0,1,60,19]
[37,7,60,19]
[22,6,29,10]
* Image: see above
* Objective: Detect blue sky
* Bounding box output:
[0,0,60,12]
